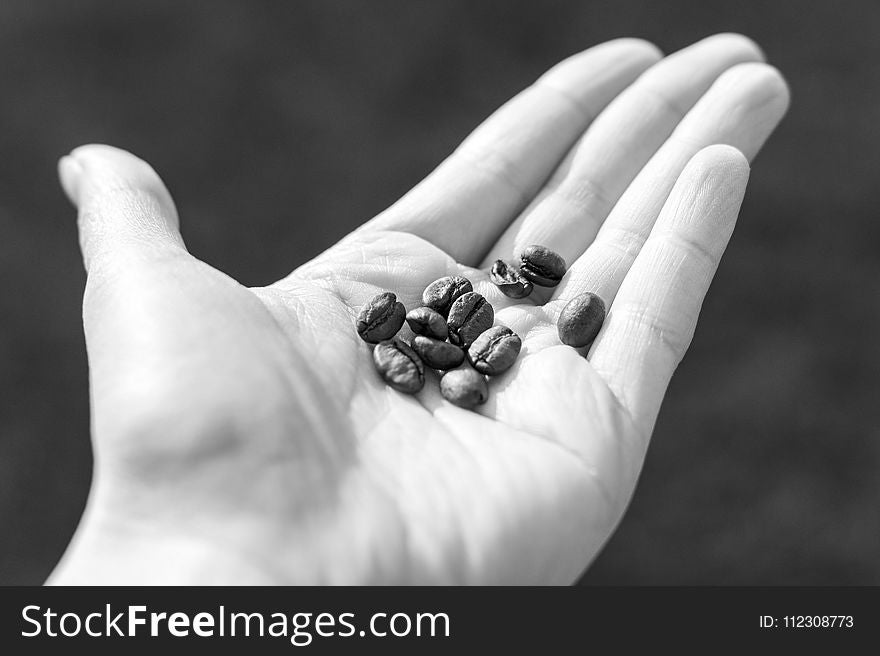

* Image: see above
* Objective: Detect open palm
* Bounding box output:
[49,34,788,584]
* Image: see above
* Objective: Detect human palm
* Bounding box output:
[49,34,789,584]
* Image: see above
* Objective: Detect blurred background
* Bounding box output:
[1,0,878,585]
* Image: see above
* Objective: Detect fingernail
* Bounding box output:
[58,155,84,207]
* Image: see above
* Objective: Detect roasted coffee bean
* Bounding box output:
[467,325,522,375]
[557,292,606,347]
[446,291,494,348]
[422,275,473,318]
[356,292,406,343]
[411,335,465,370]
[520,245,567,287]
[489,260,533,299]
[405,306,448,340]
[372,337,425,393]
[440,364,489,409]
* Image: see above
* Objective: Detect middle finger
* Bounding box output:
[480,33,764,271]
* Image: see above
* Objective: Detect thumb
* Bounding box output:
[57,145,206,439]
[58,144,187,273]
[56,145,287,453]
[57,144,198,349]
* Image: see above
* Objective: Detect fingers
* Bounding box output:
[588,145,750,434]
[481,33,765,270]
[364,38,662,265]
[554,61,790,306]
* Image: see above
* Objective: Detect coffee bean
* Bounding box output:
[446,291,494,348]
[489,259,533,299]
[405,306,448,340]
[557,292,606,347]
[411,335,464,370]
[440,364,489,409]
[372,337,425,393]
[356,292,406,343]
[520,245,567,287]
[422,275,473,318]
[467,325,522,375]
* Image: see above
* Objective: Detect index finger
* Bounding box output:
[363,39,662,265]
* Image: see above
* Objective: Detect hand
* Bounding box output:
[48,34,788,584]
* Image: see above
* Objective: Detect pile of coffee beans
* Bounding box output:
[356,245,606,410]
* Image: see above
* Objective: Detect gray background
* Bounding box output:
[1,0,878,584]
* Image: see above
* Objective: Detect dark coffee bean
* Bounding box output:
[467,325,522,375]
[446,291,494,348]
[411,335,464,370]
[356,292,406,343]
[405,306,448,340]
[489,260,533,299]
[372,338,425,393]
[520,245,567,287]
[440,364,489,409]
[557,292,606,347]
[422,275,473,318]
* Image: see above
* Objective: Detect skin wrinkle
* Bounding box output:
[504,421,615,517]
[305,230,456,290]
[532,78,600,127]
[494,303,552,346]
[250,285,362,412]
[78,203,184,272]
[589,330,646,418]
[362,414,469,583]
[351,391,476,583]
[70,146,179,212]
[451,134,537,211]
[270,465,411,583]
[546,173,614,223]
[318,438,414,584]
[658,229,724,272]
[628,81,694,124]
[486,347,565,425]
[591,223,650,270]
[431,412,525,580]
[420,400,612,583]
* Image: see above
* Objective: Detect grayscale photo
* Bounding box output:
[0,0,876,611]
